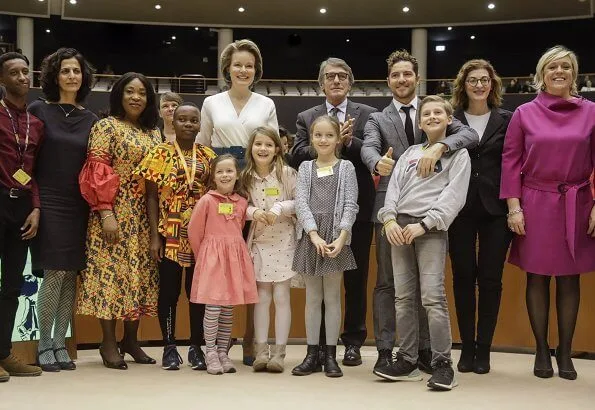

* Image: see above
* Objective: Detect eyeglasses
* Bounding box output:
[324,72,349,81]
[466,77,491,87]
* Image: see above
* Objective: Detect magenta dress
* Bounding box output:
[500,92,595,275]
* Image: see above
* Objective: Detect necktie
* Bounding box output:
[401,105,414,147]
[329,107,340,120]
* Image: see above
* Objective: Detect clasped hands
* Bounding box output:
[384,220,425,246]
[309,231,346,258]
[253,209,279,226]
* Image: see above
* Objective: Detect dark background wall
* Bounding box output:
[1,15,594,80]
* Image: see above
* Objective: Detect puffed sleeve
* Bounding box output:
[79,118,120,211]
[134,142,176,188]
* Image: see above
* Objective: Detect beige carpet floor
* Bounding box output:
[1,346,593,410]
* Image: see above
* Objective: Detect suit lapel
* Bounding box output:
[346,101,361,127]
[384,104,409,152]
[479,108,504,146]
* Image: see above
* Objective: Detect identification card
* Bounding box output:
[316,166,334,178]
[265,187,280,196]
[12,169,31,186]
[218,203,234,215]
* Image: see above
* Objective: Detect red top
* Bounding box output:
[0,98,44,207]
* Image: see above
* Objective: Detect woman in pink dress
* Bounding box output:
[501,46,595,381]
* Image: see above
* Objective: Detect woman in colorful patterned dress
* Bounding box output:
[78,72,161,370]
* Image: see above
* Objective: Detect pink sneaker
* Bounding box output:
[206,351,223,375]
[218,351,236,373]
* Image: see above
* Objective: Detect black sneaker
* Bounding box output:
[342,345,362,366]
[188,345,207,371]
[374,355,423,382]
[418,348,433,374]
[427,360,458,391]
[162,345,182,370]
[373,349,393,376]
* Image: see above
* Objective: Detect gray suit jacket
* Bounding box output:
[361,101,479,223]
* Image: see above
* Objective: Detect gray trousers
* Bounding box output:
[373,222,430,351]
[392,215,452,366]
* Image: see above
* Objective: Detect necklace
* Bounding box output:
[57,104,77,118]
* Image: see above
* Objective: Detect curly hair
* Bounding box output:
[386,49,418,76]
[220,39,263,88]
[109,72,159,131]
[451,59,503,110]
[39,48,95,103]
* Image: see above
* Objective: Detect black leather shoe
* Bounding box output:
[373,349,393,375]
[324,345,343,377]
[188,345,207,371]
[533,348,553,379]
[318,344,326,364]
[54,348,76,371]
[417,348,433,374]
[457,342,476,373]
[342,345,362,366]
[99,347,128,370]
[119,341,156,365]
[473,343,490,374]
[555,349,577,381]
[292,345,322,376]
[37,349,61,373]
[161,345,182,370]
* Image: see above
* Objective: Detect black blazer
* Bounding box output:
[454,107,512,216]
[290,100,378,222]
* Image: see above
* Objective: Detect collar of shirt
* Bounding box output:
[1,97,27,114]
[392,95,419,126]
[325,99,348,123]
[253,167,279,183]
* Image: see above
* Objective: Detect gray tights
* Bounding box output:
[304,271,342,345]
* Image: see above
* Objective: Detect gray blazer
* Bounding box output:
[295,160,359,245]
[361,101,479,223]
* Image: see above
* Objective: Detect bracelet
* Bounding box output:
[100,213,114,222]
[419,220,430,233]
[507,208,523,217]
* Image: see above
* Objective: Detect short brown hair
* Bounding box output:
[159,91,183,107]
[417,95,453,124]
[451,59,503,110]
[220,39,263,88]
[386,49,418,76]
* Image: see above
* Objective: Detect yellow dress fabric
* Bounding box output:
[77,117,161,320]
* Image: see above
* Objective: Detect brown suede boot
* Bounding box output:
[267,345,286,373]
[252,343,269,372]
[0,363,9,382]
[0,354,42,377]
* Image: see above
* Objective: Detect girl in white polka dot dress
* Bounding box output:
[241,126,298,373]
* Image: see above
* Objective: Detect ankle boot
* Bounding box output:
[457,342,476,373]
[267,345,286,373]
[324,345,343,378]
[292,345,322,376]
[252,343,269,372]
[474,343,491,374]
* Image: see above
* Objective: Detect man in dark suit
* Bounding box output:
[361,49,479,380]
[290,57,377,367]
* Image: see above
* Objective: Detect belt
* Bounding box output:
[0,187,31,199]
[523,175,591,260]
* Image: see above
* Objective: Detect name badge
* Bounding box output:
[265,187,280,196]
[316,166,334,178]
[218,203,234,215]
[12,169,31,186]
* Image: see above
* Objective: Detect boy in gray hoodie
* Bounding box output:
[375,95,471,391]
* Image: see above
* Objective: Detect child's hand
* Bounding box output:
[402,223,425,244]
[326,235,347,258]
[150,234,164,262]
[264,211,278,226]
[309,231,328,256]
[385,220,405,246]
[253,209,269,225]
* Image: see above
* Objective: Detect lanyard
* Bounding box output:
[1,99,30,169]
[174,141,197,192]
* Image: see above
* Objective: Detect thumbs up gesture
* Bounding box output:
[375,147,395,176]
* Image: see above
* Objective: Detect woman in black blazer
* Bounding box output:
[448,59,513,374]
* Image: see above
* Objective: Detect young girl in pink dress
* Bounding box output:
[188,154,258,375]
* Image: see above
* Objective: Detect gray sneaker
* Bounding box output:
[374,356,422,382]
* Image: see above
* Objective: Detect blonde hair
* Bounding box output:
[451,59,503,110]
[534,45,579,95]
[220,39,263,88]
[159,92,183,107]
[240,126,291,194]
[417,95,454,124]
[309,115,342,158]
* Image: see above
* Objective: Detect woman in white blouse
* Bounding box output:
[199,39,278,167]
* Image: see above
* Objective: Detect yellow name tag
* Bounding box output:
[265,187,280,196]
[12,169,31,186]
[316,166,334,178]
[218,203,234,215]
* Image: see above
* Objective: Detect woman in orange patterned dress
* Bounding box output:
[78,72,161,369]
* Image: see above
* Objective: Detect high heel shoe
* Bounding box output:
[54,348,76,371]
[99,348,128,370]
[118,341,156,364]
[555,349,577,381]
[533,348,553,379]
[36,348,61,372]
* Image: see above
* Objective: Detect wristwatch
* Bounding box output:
[419,220,430,233]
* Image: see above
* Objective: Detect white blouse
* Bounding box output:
[198,91,278,148]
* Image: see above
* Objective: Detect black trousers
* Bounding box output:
[319,220,373,348]
[157,256,205,346]
[0,194,32,359]
[448,204,512,346]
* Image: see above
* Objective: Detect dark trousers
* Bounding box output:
[157,257,205,346]
[448,204,512,346]
[318,221,373,348]
[0,194,32,359]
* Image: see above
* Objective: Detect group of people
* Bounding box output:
[0,39,594,392]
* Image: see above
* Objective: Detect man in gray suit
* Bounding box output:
[361,49,478,379]
[291,58,377,367]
